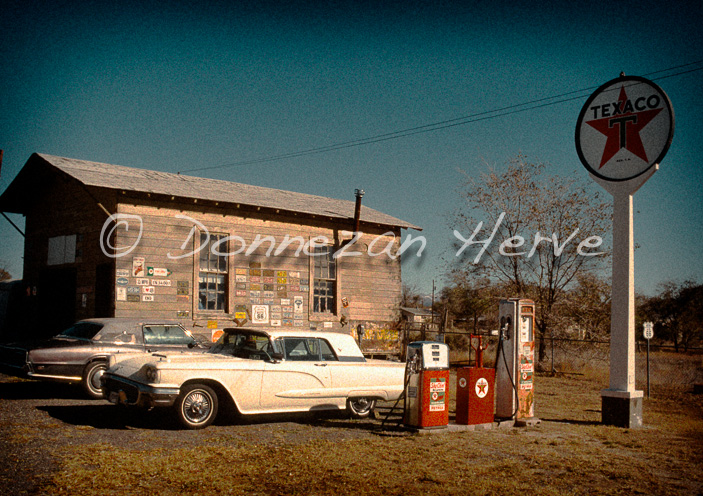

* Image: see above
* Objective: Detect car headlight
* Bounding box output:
[145,365,159,383]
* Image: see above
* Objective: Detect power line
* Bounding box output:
[179,61,703,174]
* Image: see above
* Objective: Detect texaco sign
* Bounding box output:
[575,75,674,181]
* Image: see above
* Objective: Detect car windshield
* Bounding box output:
[208,331,275,359]
[57,322,104,340]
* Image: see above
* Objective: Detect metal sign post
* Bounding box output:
[643,322,654,398]
[575,75,674,428]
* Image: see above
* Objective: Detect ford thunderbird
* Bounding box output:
[101,327,406,429]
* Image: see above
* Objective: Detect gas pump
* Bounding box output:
[403,341,450,429]
[495,298,536,422]
[456,335,495,425]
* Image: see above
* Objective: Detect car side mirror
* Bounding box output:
[271,352,284,361]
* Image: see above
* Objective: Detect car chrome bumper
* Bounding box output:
[27,372,82,382]
[102,373,180,408]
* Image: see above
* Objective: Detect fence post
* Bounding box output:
[551,336,556,375]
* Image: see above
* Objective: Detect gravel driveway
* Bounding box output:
[0,374,399,495]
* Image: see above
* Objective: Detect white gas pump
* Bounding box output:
[495,298,537,422]
[403,341,450,429]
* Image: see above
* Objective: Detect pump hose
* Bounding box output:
[496,331,520,420]
[381,359,413,429]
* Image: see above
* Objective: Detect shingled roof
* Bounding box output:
[0,153,421,230]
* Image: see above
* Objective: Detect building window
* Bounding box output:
[198,233,228,311]
[47,234,77,265]
[313,245,336,314]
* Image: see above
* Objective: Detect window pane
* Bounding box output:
[284,338,318,361]
[198,234,228,311]
[312,244,336,314]
[314,280,334,313]
[320,340,337,361]
[200,233,209,264]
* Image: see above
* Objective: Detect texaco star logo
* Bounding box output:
[586,85,662,168]
[475,377,489,398]
[576,75,674,182]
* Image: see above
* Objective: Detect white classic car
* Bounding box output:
[101,327,406,429]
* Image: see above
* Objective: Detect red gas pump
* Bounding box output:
[403,341,450,429]
[456,335,496,425]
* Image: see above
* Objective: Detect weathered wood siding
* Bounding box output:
[112,196,402,337]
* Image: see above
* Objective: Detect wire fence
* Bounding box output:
[536,337,703,391]
[437,331,703,392]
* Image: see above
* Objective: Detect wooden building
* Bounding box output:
[0,154,421,341]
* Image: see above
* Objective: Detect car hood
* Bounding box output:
[107,351,236,377]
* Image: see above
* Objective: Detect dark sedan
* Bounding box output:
[0,318,206,398]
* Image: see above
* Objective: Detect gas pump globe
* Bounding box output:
[495,298,536,422]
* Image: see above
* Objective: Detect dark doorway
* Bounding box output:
[95,263,113,317]
[38,267,77,337]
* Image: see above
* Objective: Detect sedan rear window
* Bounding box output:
[283,338,338,361]
[58,323,104,340]
[143,325,195,346]
[209,331,274,359]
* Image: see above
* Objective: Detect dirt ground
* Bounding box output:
[0,371,701,495]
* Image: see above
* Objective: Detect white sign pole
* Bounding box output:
[591,166,657,421]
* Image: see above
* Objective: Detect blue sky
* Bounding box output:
[1,0,701,297]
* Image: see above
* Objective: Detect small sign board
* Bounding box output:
[147,267,172,277]
[643,322,654,340]
[252,305,269,324]
[132,257,146,277]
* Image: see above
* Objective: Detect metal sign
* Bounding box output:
[643,322,654,340]
[575,75,674,182]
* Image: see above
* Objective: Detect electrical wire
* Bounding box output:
[178,61,703,174]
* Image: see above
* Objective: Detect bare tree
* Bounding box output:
[0,266,11,282]
[448,155,612,355]
[401,282,423,307]
[640,280,703,351]
[441,276,498,333]
[552,272,611,340]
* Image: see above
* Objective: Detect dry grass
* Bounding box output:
[40,373,703,496]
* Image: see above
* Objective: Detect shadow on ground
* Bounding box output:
[0,380,85,400]
[36,402,388,432]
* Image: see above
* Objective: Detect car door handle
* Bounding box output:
[315,363,327,367]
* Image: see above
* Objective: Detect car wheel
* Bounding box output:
[347,397,376,419]
[176,384,218,429]
[82,361,108,399]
